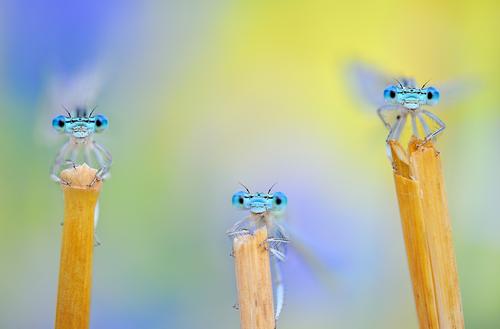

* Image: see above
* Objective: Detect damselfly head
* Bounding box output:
[52,110,109,139]
[232,191,288,214]
[384,84,440,109]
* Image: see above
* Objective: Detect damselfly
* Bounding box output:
[379,79,444,143]
[50,106,111,245]
[347,61,475,145]
[227,184,289,321]
[50,106,112,186]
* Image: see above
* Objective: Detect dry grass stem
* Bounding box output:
[55,164,102,329]
[390,139,464,329]
[233,227,275,329]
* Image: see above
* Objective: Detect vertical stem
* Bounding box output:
[55,164,102,329]
[233,227,275,329]
[409,141,464,328]
[391,141,439,329]
[390,140,464,329]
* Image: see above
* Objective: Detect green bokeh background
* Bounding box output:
[1,1,500,328]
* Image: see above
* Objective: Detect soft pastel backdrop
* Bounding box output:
[1,1,499,328]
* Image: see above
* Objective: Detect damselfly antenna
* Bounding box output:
[421,80,430,89]
[239,182,251,194]
[88,105,98,118]
[62,105,72,118]
[267,182,277,194]
[395,79,404,88]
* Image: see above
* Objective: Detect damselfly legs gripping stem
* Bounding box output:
[227,186,289,321]
[50,106,112,245]
[379,79,446,144]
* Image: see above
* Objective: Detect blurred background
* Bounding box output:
[1,1,499,328]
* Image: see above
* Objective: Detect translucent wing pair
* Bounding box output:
[346,61,476,145]
[227,186,336,322]
[40,69,111,235]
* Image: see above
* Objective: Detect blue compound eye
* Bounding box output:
[94,114,109,132]
[272,192,287,211]
[383,85,398,102]
[52,115,66,132]
[232,191,247,209]
[425,87,440,106]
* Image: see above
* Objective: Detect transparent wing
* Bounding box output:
[437,77,480,109]
[34,66,105,144]
[226,216,260,239]
[377,104,406,130]
[266,221,289,262]
[345,60,393,108]
[270,256,285,320]
[276,221,337,293]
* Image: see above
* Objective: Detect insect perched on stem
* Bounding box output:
[50,106,112,187]
[379,79,445,143]
[51,106,111,245]
[227,184,289,321]
[344,61,475,146]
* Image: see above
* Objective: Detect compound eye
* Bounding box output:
[94,114,109,132]
[425,87,440,105]
[272,192,287,211]
[52,115,66,132]
[383,86,398,102]
[232,191,247,209]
